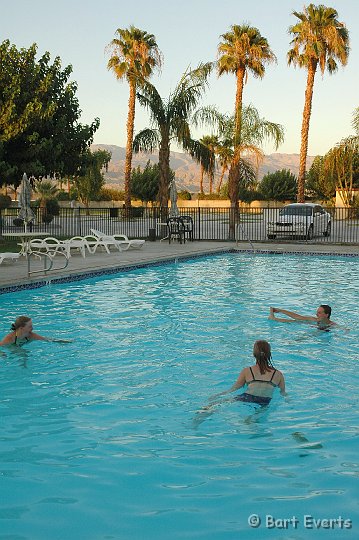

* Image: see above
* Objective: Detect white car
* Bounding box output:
[267,203,331,240]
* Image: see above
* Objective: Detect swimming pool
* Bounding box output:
[0,252,358,539]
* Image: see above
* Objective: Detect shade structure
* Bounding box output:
[169,179,179,218]
[18,173,36,232]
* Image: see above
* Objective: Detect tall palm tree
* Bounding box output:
[107,26,162,208]
[133,63,212,209]
[288,4,350,203]
[217,24,276,219]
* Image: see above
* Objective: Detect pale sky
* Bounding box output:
[1,0,358,156]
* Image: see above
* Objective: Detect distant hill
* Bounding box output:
[92,144,315,193]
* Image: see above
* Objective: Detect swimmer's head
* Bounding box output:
[317,305,331,319]
[11,316,32,332]
[253,340,273,374]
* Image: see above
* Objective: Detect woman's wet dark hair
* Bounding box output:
[253,340,274,374]
[11,316,31,331]
[320,304,332,318]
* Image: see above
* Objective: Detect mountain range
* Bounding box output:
[92,144,315,193]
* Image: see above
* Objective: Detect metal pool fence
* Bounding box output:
[1,206,358,244]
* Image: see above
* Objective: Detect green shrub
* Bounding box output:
[197,192,228,200]
[0,194,12,209]
[42,213,54,224]
[57,190,70,201]
[45,198,60,216]
[178,190,191,200]
[99,187,125,201]
[13,218,24,227]
[121,206,144,219]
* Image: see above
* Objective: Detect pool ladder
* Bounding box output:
[236,223,256,252]
[27,250,69,277]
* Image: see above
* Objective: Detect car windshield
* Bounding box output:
[279,206,313,216]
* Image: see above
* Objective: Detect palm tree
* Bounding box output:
[194,104,283,237]
[288,4,350,203]
[107,26,162,208]
[323,108,359,207]
[197,135,218,194]
[133,63,212,209]
[34,180,58,209]
[217,24,276,222]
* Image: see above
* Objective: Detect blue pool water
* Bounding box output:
[0,253,358,539]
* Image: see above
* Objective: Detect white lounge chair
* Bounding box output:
[61,236,91,258]
[90,229,145,250]
[90,229,128,251]
[28,237,67,258]
[0,252,21,265]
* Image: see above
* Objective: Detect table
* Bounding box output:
[3,232,50,276]
[2,232,49,255]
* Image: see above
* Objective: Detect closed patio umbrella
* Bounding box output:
[18,173,36,232]
[169,179,179,218]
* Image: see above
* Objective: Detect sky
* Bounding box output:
[1,0,358,157]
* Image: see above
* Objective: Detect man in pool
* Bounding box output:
[269,304,337,329]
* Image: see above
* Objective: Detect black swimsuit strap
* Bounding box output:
[249,366,255,379]
[269,369,277,381]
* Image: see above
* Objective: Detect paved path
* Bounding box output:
[0,240,358,290]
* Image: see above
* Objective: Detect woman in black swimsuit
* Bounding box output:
[0,316,71,347]
[212,340,286,405]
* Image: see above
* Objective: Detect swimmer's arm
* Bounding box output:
[49,339,73,343]
[271,307,316,322]
[0,333,15,346]
[278,373,287,396]
[29,332,50,341]
[269,314,299,323]
[210,369,246,400]
[30,333,73,343]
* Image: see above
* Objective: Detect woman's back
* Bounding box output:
[245,364,282,398]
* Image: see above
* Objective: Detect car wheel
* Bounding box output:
[323,222,331,237]
[267,234,276,239]
[307,225,314,240]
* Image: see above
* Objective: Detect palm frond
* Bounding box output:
[133,128,160,153]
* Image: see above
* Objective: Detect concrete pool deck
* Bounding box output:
[0,240,358,290]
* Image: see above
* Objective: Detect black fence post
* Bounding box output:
[198,207,201,241]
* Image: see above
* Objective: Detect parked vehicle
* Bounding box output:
[267,203,331,240]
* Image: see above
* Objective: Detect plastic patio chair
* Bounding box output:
[166,217,186,244]
[180,215,194,241]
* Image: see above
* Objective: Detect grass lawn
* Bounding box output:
[0,239,21,253]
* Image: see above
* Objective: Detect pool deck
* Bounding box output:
[0,240,358,290]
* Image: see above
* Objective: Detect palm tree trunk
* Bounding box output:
[200,166,204,194]
[124,81,136,208]
[297,61,317,203]
[234,67,245,147]
[209,172,214,194]
[228,162,240,240]
[227,68,245,239]
[217,166,226,193]
[158,131,170,218]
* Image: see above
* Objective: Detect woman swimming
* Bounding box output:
[211,340,286,405]
[0,316,72,348]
